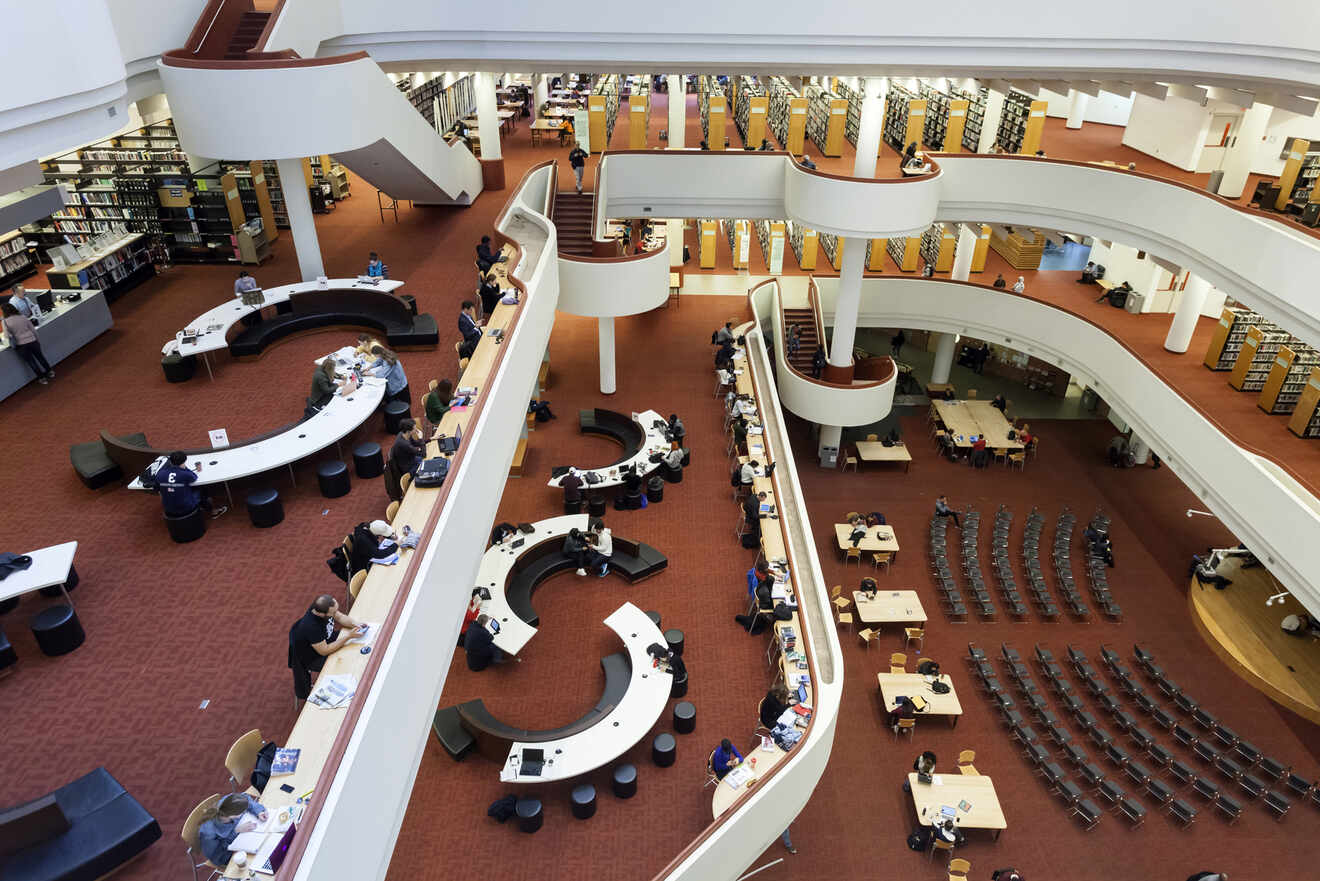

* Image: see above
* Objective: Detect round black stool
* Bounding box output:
[647,483,664,504]
[165,507,206,543]
[612,763,638,799]
[587,496,607,517]
[38,565,78,598]
[246,489,284,528]
[317,461,351,498]
[670,672,689,699]
[665,628,685,656]
[570,784,596,820]
[30,605,85,656]
[0,629,16,672]
[383,400,410,434]
[663,463,683,484]
[652,733,676,767]
[161,354,196,383]
[644,610,662,628]
[515,798,543,833]
[673,701,696,734]
[353,442,384,479]
[564,498,583,515]
[0,598,17,615]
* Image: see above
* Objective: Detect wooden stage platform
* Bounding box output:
[1189,558,1320,725]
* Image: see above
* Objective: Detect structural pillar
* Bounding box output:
[951,223,977,281]
[978,89,1006,153]
[1065,90,1089,129]
[475,72,505,190]
[275,157,324,281]
[532,74,547,121]
[931,332,958,385]
[598,317,616,394]
[1164,273,1213,353]
[667,75,686,149]
[1218,101,1272,198]
[853,76,885,175]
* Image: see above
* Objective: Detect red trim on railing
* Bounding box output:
[272,160,558,881]
[255,0,286,51]
[160,48,367,69]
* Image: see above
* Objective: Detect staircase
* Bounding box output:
[224,12,270,60]
[783,307,820,373]
[553,192,595,256]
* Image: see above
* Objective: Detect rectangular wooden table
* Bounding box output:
[834,523,900,558]
[933,400,1022,451]
[854,440,912,471]
[530,119,561,146]
[878,673,963,726]
[907,772,1007,835]
[851,589,926,625]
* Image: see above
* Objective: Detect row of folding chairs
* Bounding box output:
[957,510,996,618]
[1022,508,1061,619]
[1051,510,1092,619]
[929,517,969,619]
[991,507,1029,617]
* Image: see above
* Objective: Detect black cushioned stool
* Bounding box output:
[353,442,384,479]
[671,669,689,699]
[516,798,543,833]
[165,507,206,543]
[564,498,583,515]
[664,628,685,656]
[673,701,696,734]
[587,495,607,517]
[317,461,351,498]
[0,629,15,672]
[644,610,662,628]
[652,733,676,767]
[160,353,196,383]
[246,489,284,528]
[663,463,683,484]
[38,565,78,598]
[571,784,596,820]
[647,482,664,504]
[30,605,85,656]
[0,598,17,615]
[612,764,638,799]
[383,400,410,434]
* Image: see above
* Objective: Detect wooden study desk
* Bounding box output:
[854,440,912,471]
[834,523,900,556]
[907,773,1007,836]
[530,119,562,146]
[933,400,1022,450]
[711,736,792,818]
[878,673,963,726]
[851,589,926,625]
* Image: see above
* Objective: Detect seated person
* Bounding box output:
[288,595,364,698]
[458,300,483,359]
[424,378,453,428]
[391,418,426,477]
[1078,261,1097,284]
[712,738,744,780]
[310,359,344,411]
[760,682,795,728]
[458,589,484,646]
[156,451,227,518]
[490,522,518,545]
[199,793,268,868]
[714,321,735,345]
[476,235,507,272]
[1193,558,1231,589]
[350,520,399,571]
[366,345,409,404]
[464,614,509,670]
[888,696,918,732]
[355,333,382,356]
[477,270,502,317]
[586,517,613,577]
[663,445,685,472]
[667,413,686,445]
[1018,425,1034,448]
[758,139,774,151]
[913,750,937,776]
[560,466,584,505]
[563,528,593,575]
[366,252,388,278]
[731,415,749,452]
[866,511,887,526]
[734,578,775,633]
[859,576,878,598]
[798,154,817,169]
[743,490,766,527]
[991,393,1008,412]
[746,560,771,597]
[714,339,736,369]
[740,459,759,486]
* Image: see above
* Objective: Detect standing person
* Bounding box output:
[288,594,365,698]
[934,494,961,529]
[976,342,992,374]
[156,451,227,518]
[198,793,269,868]
[667,413,686,445]
[367,345,409,404]
[309,358,342,411]
[971,435,989,468]
[992,273,1007,289]
[234,270,259,295]
[8,285,39,319]
[890,329,906,357]
[811,345,826,379]
[787,324,801,358]
[568,141,589,194]
[2,302,53,384]
[391,418,426,477]
[901,141,917,170]
[1012,276,1026,293]
[366,252,388,278]
[476,236,506,272]
[424,378,453,428]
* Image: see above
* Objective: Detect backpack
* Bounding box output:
[711,330,719,344]
[740,531,760,549]
[413,457,450,488]
[906,828,930,851]
[138,456,168,492]
[326,546,350,583]
[487,794,518,823]
[250,741,278,793]
[731,468,741,487]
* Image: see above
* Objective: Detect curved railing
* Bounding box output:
[748,278,895,427]
[784,157,942,238]
[821,274,1320,617]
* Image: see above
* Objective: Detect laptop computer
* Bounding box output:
[253,822,296,875]
[517,522,535,533]
[520,748,546,777]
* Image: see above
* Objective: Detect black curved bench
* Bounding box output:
[453,652,632,761]
[228,289,438,358]
[579,408,647,467]
[70,432,149,489]
[505,535,667,626]
[98,419,304,482]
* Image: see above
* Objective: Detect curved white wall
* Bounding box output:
[784,163,940,239]
[821,275,1320,620]
[557,249,670,317]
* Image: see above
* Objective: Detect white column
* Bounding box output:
[978,89,1006,153]
[667,75,686,149]
[829,241,865,368]
[275,158,324,281]
[1218,101,1272,198]
[1128,433,1150,465]
[1164,273,1212,353]
[931,332,958,384]
[951,224,977,281]
[598,317,616,394]
[853,76,885,175]
[1065,90,1089,129]
[474,71,501,161]
[533,74,548,121]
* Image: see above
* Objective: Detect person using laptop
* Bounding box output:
[199,792,269,868]
[743,491,767,530]
[366,251,388,278]
[391,419,426,478]
[366,345,409,405]
[424,378,453,430]
[913,750,937,776]
[289,595,365,699]
[234,270,259,296]
[759,682,795,728]
[559,466,584,508]
[464,614,512,670]
[309,359,344,412]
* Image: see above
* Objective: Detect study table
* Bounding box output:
[498,602,671,782]
[854,440,912,471]
[0,290,112,402]
[462,111,516,134]
[851,589,926,625]
[0,542,79,607]
[530,119,563,146]
[933,400,1022,451]
[907,772,1007,837]
[877,673,963,726]
[834,523,901,558]
[474,514,586,655]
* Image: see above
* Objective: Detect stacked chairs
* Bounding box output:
[930,517,967,619]
[958,509,996,618]
[1051,509,1091,619]
[1084,511,1122,618]
[1022,507,1060,619]
[991,507,1028,617]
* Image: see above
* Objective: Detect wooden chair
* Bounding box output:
[1008,452,1026,471]
[224,729,264,793]
[904,627,925,651]
[966,389,977,399]
[992,447,1008,465]
[348,570,367,603]
[890,652,907,674]
[844,510,860,521]
[182,794,224,881]
[872,551,893,573]
[948,857,971,881]
[1027,436,1040,460]
[704,749,720,789]
[858,628,878,649]
[865,433,879,441]
[845,548,862,567]
[840,449,859,473]
[931,836,956,862]
[400,472,413,494]
[957,749,979,776]
[830,585,850,613]
[894,716,916,741]
[385,500,400,521]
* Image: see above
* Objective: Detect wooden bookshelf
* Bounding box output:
[787,221,817,270]
[819,232,843,271]
[959,87,988,152]
[725,219,751,269]
[628,85,649,148]
[1021,100,1048,154]
[754,219,785,273]
[969,223,991,272]
[919,224,957,272]
[1204,307,1270,371]
[699,219,718,268]
[805,84,848,156]
[1287,367,1320,436]
[988,226,1044,270]
[588,76,619,153]
[767,77,807,154]
[1229,325,1293,392]
[886,236,921,272]
[867,238,887,272]
[0,230,37,289]
[1258,343,1320,413]
[406,73,476,133]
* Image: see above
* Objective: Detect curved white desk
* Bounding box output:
[546,409,671,490]
[499,602,671,782]
[475,514,586,655]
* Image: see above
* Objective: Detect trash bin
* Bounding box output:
[1205,169,1225,195]
[1124,290,1146,314]
[820,444,839,469]
[1081,387,1100,412]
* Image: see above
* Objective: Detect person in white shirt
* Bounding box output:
[664,445,684,471]
[1011,277,1026,293]
[587,517,613,577]
[234,271,258,295]
[740,460,759,485]
[9,285,39,320]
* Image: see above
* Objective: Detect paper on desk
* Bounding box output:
[724,765,753,788]
[308,673,357,709]
[348,623,381,647]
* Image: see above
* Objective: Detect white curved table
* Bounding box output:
[498,602,671,783]
[546,409,671,490]
[475,514,586,655]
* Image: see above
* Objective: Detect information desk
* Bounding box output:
[907,772,1007,836]
[547,408,670,490]
[851,589,927,625]
[499,602,671,782]
[877,673,963,726]
[1,291,112,402]
[475,514,586,655]
[834,523,901,557]
[854,440,912,471]
[0,541,78,607]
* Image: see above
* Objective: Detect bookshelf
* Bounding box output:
[754,219,785,274]
[766,77,807,154]
[882,83,928,154]
[804,83,848,156]
[787,221,818,270]
[1258,343,1320,413]
[1287,368,1320,436]
[732,76,767,148]
[818,232,842,271]
[0,230,36,288]
[1203,307,1272,371]
[724,219,751,269]
[919,223,957,272]
[699,76,727,150]
[1228,325,1294,391]
[865,238,887,272]
[45,229,154,302]
[969,223,991,272]
[959,86,989,152]
[628,76,650,148]
[917,82,969,153]
[988,226,1044,270]
[886,235,920,272]
[996,92,1046,154]
[835,80,862,146]
[258,160,289,228]
[1281,144,1320,212]
[698,218,718,268]
[589,75,620,152]
[406,74,476,134]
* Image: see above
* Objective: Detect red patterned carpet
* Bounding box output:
[1,96,1317,881]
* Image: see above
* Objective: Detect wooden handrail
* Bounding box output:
[770,278,893,390]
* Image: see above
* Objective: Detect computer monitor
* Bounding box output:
[35,291,55,312]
